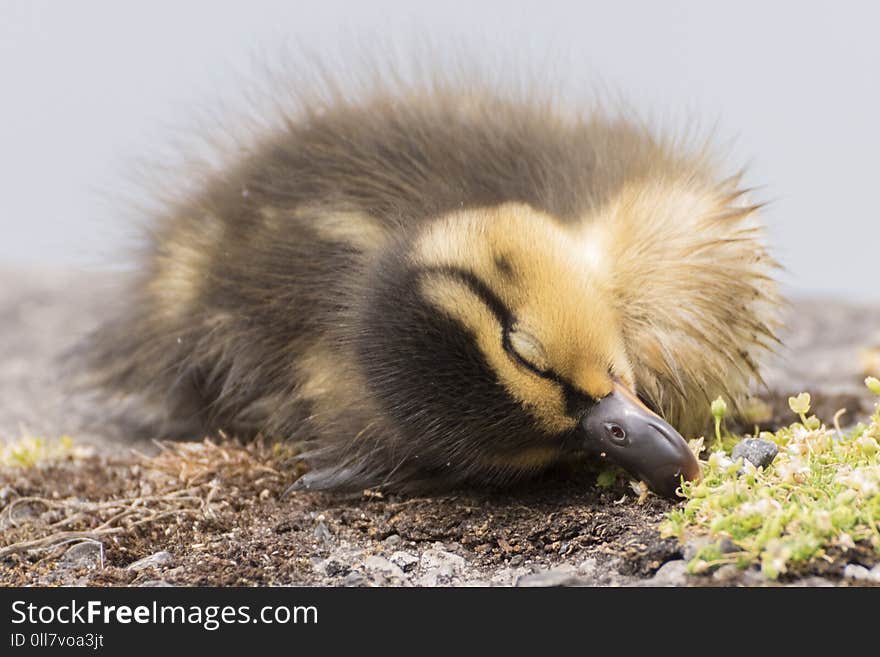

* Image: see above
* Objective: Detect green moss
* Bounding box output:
[661,379,880,579]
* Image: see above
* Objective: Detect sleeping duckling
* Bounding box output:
[81,74,780,497]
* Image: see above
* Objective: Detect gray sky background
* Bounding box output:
[1,0,878,300]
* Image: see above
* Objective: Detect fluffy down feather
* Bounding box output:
[75,68,780,490]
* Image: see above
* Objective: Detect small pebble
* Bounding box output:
[313,521,332,543]
[843,563,880,583]
[341,571,367,587]
[712,564,742,583]
[577,558,598,576]
[127,550,173,572]
[641,560,689,587]
[362,555,406,580]
[417,549,466,586]
[323,559,350,577]
[389,551,419,572]
[516,565,582,587]
[732,438,779,470]
[59,541,103,570]
[420,548,466,572]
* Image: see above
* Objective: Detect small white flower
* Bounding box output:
[776,456,809,484]
[708,450,734,469]
[740,459,759,477]
[836,466,880,497]
[814,510,833,533]
[838,533,856,550]
[763,539,792,577]
[856,434,879,456]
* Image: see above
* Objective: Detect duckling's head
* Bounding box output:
[356,202,701,496]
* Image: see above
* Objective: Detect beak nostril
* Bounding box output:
[604,422,628,446]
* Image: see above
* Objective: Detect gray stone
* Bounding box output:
[416,548,466,586]
[577,558,598,575]
[732,438,779,470]
[362,555,407,582]
[843,564,869,580]
[417,570,454,586]
[389,551,419,572]
[139,580,174,587]
[641,560,689,587]
[419,548,466,572]
[712,564,743,583]
[59,541,103,570]
[341,571,367,587]
[843,564,880,583]
[320,559,350,578]
[739,568,768,586]
[516,565,583,587]
[313,521,332,544]
[489,567,531,586]
[383,534,402,547]
[127,550,173,572]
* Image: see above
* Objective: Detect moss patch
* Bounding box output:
[662,379,880,579]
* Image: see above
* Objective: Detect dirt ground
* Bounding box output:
[2,268,879,587]
[1,444,681,587]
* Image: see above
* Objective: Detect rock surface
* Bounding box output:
[731,438,779,470]
[58,540,104,570]
[127,550,174,572]
[843,563,880,584]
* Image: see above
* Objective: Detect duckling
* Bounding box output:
[80,74,780,497]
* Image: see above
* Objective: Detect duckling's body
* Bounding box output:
[83,77,779,494]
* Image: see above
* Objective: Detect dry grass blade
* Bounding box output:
[0,437,299,566]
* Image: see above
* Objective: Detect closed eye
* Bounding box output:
[418,265,562,385]
[503,326,552,378]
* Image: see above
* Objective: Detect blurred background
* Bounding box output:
[1,0,878,300]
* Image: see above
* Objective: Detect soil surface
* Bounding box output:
[2,268,879,587]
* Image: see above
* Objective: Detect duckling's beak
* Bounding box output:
[581,382,701,497]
